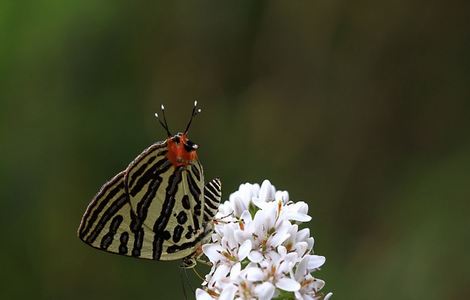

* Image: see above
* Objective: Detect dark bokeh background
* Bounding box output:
[1,1,469,299]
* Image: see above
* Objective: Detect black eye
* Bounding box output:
[184,140,198,152]
[173,136,180,144]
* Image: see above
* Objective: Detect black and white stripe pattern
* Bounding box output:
[203,178,222,222]
[77,138,222,265]
[78,171,136,256]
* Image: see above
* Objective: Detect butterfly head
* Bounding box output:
[155,101,201,167]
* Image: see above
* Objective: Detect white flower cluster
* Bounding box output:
[196,180,332,300]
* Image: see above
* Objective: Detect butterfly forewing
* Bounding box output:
[78,171,137,256]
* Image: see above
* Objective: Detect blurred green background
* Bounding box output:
[1,1,469,299]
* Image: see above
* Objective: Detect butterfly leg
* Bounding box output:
[180,257,197,269]
[196,258,212,267]
[179,268,190,300]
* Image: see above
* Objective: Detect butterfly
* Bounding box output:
[77,101,221,268]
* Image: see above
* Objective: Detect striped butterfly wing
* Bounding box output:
[78,171,136,255]
[125,141,207,261]
[180,178,222,268]
[203,178,222,224]
[78,140,222,263]
[78,141,173,259]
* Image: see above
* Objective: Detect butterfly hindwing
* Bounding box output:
[203,178,222,222]
[160,177,222,262]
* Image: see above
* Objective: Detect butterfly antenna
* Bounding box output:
[154,104,172,137]
[184,100,202,134]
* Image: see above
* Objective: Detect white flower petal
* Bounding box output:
[259,179,276,201]
[324,292,333,300]
[295,256,309,281]
[307,255,326,270]
[202,244,224,263]
[270,221,292,247]
[265,203,277,227]
[285,211,311,222]
[296,228,310,242]
[284,252,299,265]
[221,225,237,248]
[253,210,267,234]
[306,237,314,251]
[234,230,249,245]
[279,261,294,274]
[238,239,252,260]
[275,190,289,204]
[195,288,213,300]
[295,292,314,300]
[277,245,287,257]
[244,267,265,281]
[212,263,231,282]
[252,196,270,210]
[219,284,237,300]
[265,250,281,264]
[271,232,290,248]
[248,250,263,263]
[254,282,275,300]
[230,262,241,280]
[284,202,312,222]
[240,210,252,223]
[275,277,301,292]
[239,184,252,203]
[279,253,298,274]
[294,201,309,215]
[295,241,308,257]
[312,278,325,291]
